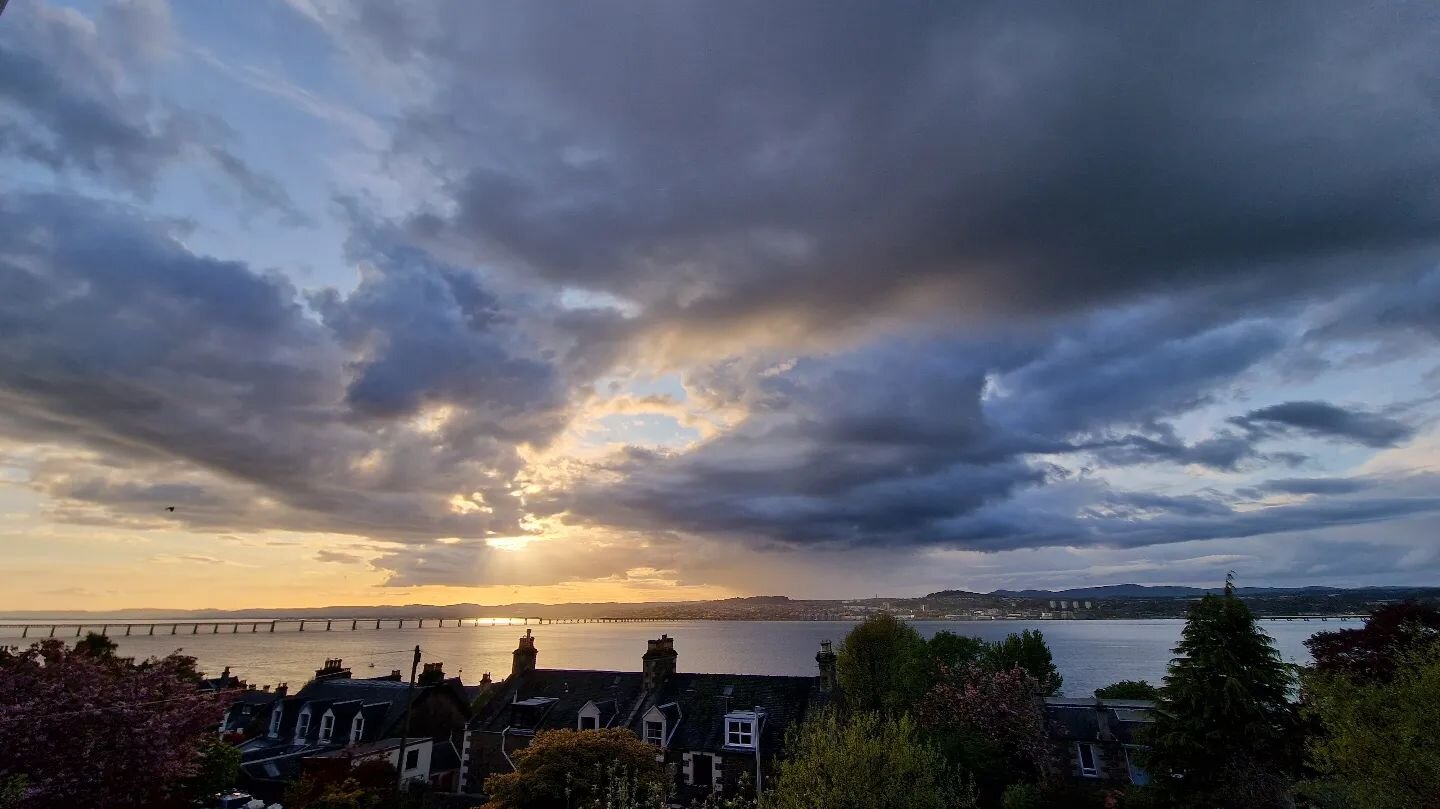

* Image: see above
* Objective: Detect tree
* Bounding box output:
[1094,680,1158,700]
[482,728,666,809]
[836,613,928,714]
[925,632,988,682]
[1145,576,1300,808]
[986,630,1062,696]
[767,710,975,809]
[1305,602,1440,683]
[1301,645,1440,809]
[74,631,119,660]
[182,734,242,803]
[916,663,1051,797]
[0,638,227,809]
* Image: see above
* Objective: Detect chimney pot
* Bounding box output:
[642,635,678,693]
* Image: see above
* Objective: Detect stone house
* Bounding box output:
[1043,696,1155,786]
[462,631,834,803]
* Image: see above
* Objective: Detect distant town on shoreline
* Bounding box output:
[7,583,1438,623]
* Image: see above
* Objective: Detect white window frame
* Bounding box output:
[580,715,598,730]
[295,708,312,741]
[723,710,763,750]
[644,719,664,745]
[319,711,335,742]
[726,718,754,747]
[1077,742,1099,777]
[268,707,282,737]
[350,715,365,743]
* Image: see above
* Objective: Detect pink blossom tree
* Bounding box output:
[916,663,1052,790]
[0,638,228,809]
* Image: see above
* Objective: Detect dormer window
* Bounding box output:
[268,707,282,737]
[644,719,663,745]
[295,709,311,740]
[726,718,754,747]
[351,715,365,743]
[723,710,764,750]
[319,712,335,742]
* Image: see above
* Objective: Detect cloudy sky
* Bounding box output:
[3,0,1440,610]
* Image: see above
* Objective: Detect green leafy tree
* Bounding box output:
[766,710,975,809]
[925,632,988,681]
[1301,645,1440,809]
[182,735,241,803]
[916,663,1050,799]
[482,728,666,809]
[836,613,928,714]
[0,776,26,809]
[985,630,1062,696]
[1094,680,1158,700]
[1146,576,1300,808]
[74,631,119,660]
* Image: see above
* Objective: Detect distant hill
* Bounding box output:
[974,584,1414,600]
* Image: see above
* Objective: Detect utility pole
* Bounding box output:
[394,645,421,795]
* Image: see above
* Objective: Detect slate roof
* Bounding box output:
[470,669,645,735]
[1044,698,1156,745]
[630,673,819,754]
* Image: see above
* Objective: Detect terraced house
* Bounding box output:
[463,631,835,802]
[233,658,471,802]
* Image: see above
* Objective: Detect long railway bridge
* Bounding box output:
[0,615,668,639]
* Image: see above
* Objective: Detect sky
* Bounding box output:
[3,0,1440,611]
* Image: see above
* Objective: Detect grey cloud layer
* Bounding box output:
[0,192,575,542]
[341,0,1440,341]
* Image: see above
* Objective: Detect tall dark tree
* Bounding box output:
[985,629,1062,696]
[1146,575,1301,808]
[836,613,928,715]
[1094,680,1159,700]
[1305,602,1440,683]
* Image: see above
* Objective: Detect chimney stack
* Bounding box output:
[419,661,446,686]
[642,635,678,693]
[816,639,837,696]
[315,658,351,681]
[512,629,538,678]
[276,683,288,698]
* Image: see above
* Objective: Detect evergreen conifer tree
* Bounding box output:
[1146,574,1300,808]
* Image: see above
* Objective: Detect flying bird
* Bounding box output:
[165,506,176,512]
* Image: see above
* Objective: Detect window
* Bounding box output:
[1124,746,1150,786]
[644,720,664,745]
[580,715,597,730]
[404,749,420,771]
[295,710,311,739]
[351,716,365,743]
[726,719,754,747]
[1077,742,1098,777]
[319,713,335,741]
[268,708,282,737]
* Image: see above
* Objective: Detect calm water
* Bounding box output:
[3,619,1331,698]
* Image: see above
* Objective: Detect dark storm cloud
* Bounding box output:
[0,1,305,222]
[0,191,571,541]
[336,0,1440,337]
[1233,401,1415,448]
[550,308,1285,547]
[1248,477,1376,497]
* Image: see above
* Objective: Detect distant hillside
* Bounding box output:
[974,584,1413,600]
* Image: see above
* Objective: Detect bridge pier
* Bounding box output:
[299,621,305,632]
[352,619,358,630]
[326,620,332,631]
[376,619,381,629]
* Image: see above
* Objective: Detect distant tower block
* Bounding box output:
[1049,600,1058,610]
[1084,600,1093,609]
